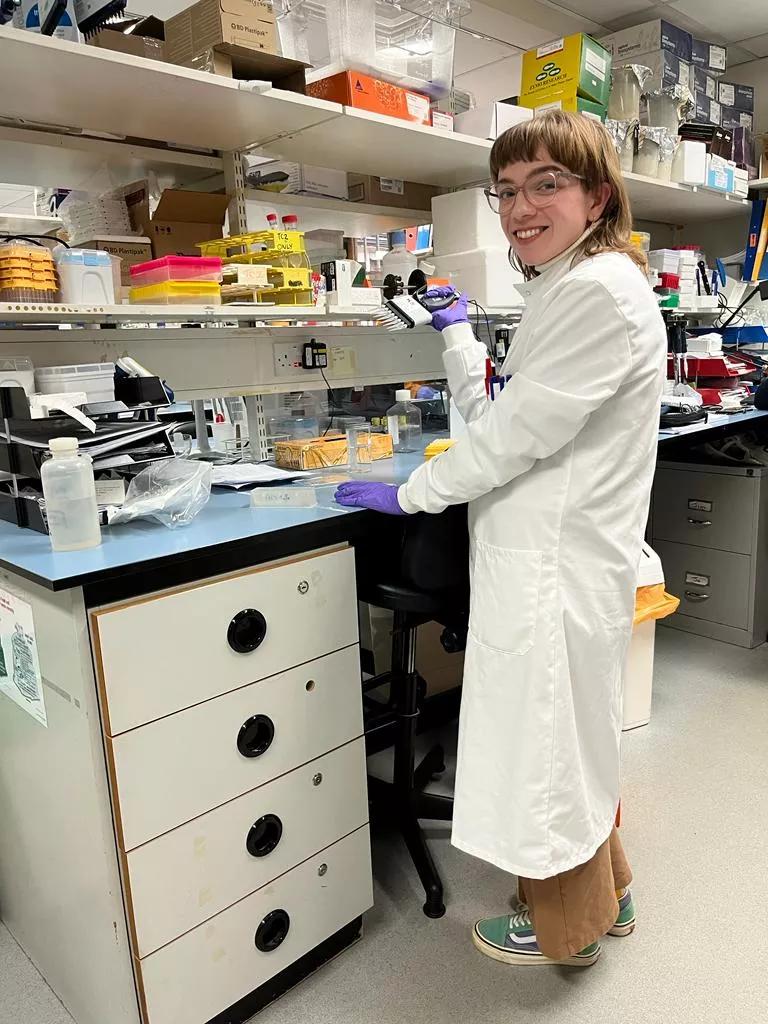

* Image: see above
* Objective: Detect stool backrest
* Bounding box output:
[400,505,469,594]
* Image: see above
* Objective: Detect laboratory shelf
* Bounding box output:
[624,172,749,223]
[0,212,63,237]
[748,177,768,191]
[245,189,432,234]
[259,107,494,188]
[0,125,223,192]
[0,302,392,325]
[0,27,341,154]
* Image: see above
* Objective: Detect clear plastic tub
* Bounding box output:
[35,363,116,404]
[129,256,223,288]
[129,281,222,305]
[274,0,471,98]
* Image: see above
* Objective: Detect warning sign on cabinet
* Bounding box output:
[0,588,46,727]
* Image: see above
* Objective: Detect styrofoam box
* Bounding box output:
[431,188,509,257]
[429,248,525,308]
[671,140,707,186]
[453,102,531,141]
[35,363,115,404]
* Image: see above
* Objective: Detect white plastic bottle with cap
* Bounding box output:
[386,389,422,454]
[40,437,102,551]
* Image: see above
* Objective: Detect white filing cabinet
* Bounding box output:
[88,544,373,1024]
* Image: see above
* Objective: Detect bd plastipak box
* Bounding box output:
[521,34,611,107]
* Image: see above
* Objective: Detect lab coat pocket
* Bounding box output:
[469,543,542,655]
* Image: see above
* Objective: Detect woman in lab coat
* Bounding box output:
[335,111,667,967]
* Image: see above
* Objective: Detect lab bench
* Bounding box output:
[1,417,767,1024]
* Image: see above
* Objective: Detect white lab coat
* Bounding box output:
[398,250,667,878]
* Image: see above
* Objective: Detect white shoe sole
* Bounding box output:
[472,925,602,967]
[608,919,636,937]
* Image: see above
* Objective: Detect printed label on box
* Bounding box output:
[685,572,710,587]
[719,83,735,106]
[380,178,405,195]
[537,38,564,58]
[95,479,126,505]
[406,92,430,121]
[585,50,606,80]
[0,589,45,727]
[711,45,726,71]
[678,63,688,85]
[706,77,715,100]
[711,100,721,122]
[740,112,753,128]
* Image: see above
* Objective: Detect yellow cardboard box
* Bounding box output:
[521,33,611,106]
[518,87,607,121]
[274,432,393,471]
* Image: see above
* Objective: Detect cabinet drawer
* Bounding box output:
[138,825,373,1024]
[92,546,358,735]
[111,646,363,851]
[655,541,751,629]
[653,468,755,554]
[127,738,368,957]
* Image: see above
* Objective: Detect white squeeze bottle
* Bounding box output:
[386,389,422,454]
[41,437,102,551]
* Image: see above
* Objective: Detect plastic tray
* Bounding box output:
[129,256,223,288]
[129,281,222,305]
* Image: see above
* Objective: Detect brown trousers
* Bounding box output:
[518,828,633,961]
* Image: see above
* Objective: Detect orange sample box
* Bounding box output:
[307,71,431,125]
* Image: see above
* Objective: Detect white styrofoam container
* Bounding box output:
[35,363,116,405]
[429,247,525,308]
[623,543,665,731]
[453,102,531,141]
[432,188,509,257]
[671,140,707,186]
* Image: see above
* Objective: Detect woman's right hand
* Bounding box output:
[423,286,470,332]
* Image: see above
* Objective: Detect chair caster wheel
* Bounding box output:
[424,899,446,919]
[431,764,446,780]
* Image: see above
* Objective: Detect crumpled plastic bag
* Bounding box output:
[634,584,680,626]
[108,460,212,529]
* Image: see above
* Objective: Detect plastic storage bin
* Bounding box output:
[129,281,222,305]
[274,0,471,98]
[55,249,116,305]
[0,356,35,397]
[129,256,223,288]
[35,363,116,405]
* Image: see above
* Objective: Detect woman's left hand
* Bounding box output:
[334,482,408,515]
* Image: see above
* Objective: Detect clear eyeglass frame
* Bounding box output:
[484,170,585,214]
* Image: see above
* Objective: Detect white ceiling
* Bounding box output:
[482,0,768,65]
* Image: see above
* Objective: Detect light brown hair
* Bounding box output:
[490,110,647,280]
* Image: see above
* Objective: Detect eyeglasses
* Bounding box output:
[484,170,585,214]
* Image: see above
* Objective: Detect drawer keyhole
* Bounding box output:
[227,609,268,654]
[246,814,283,858]
[237,714,275,758]
[255,909,290,952]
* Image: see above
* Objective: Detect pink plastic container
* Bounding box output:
[129,255,223,288]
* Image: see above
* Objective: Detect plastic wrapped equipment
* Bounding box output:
[108,460,212,529]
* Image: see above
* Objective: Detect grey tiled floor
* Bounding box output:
[3,627,767,1024]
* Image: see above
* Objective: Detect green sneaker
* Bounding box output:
[473,910,602,967]
[608,888,636,937]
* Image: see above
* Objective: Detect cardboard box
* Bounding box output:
[600,19,692,63]
[616,50,689,95]
[164,0,277,65]
[242,158,348,200]
[704,154,735,192]
[689,66,717,101]
[274,432,393,471]
[721,106,754,133]
[521,33,611,106]
[308,71,431,125]
[78,237,153,286]
[519,88,606,121]
[124,183,229,259]
[692,93,722,126]
[717,81,754,112]
[733,166,750,197]
[690,38,727,74]
[186,45,308,92]
[88,19,165,61]
[453,101,531,140]
[347,174,441,211]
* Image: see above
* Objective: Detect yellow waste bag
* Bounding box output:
[634,584,680,626]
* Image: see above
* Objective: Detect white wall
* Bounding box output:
[729,57,768,135]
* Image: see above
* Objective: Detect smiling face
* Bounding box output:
[496,148,611,267]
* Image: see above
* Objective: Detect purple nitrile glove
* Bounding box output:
[334,481,408,515]
[423,286,469,332]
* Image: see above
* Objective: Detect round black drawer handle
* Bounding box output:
[255,909,290,953]
[227,609,267,654]
[237,714,275,758]
[246,814,283,858]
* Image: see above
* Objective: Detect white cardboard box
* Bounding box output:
[242,158,348,200]
[431,188,509,257]
[453,102,531,141]
[671,140,707,186]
